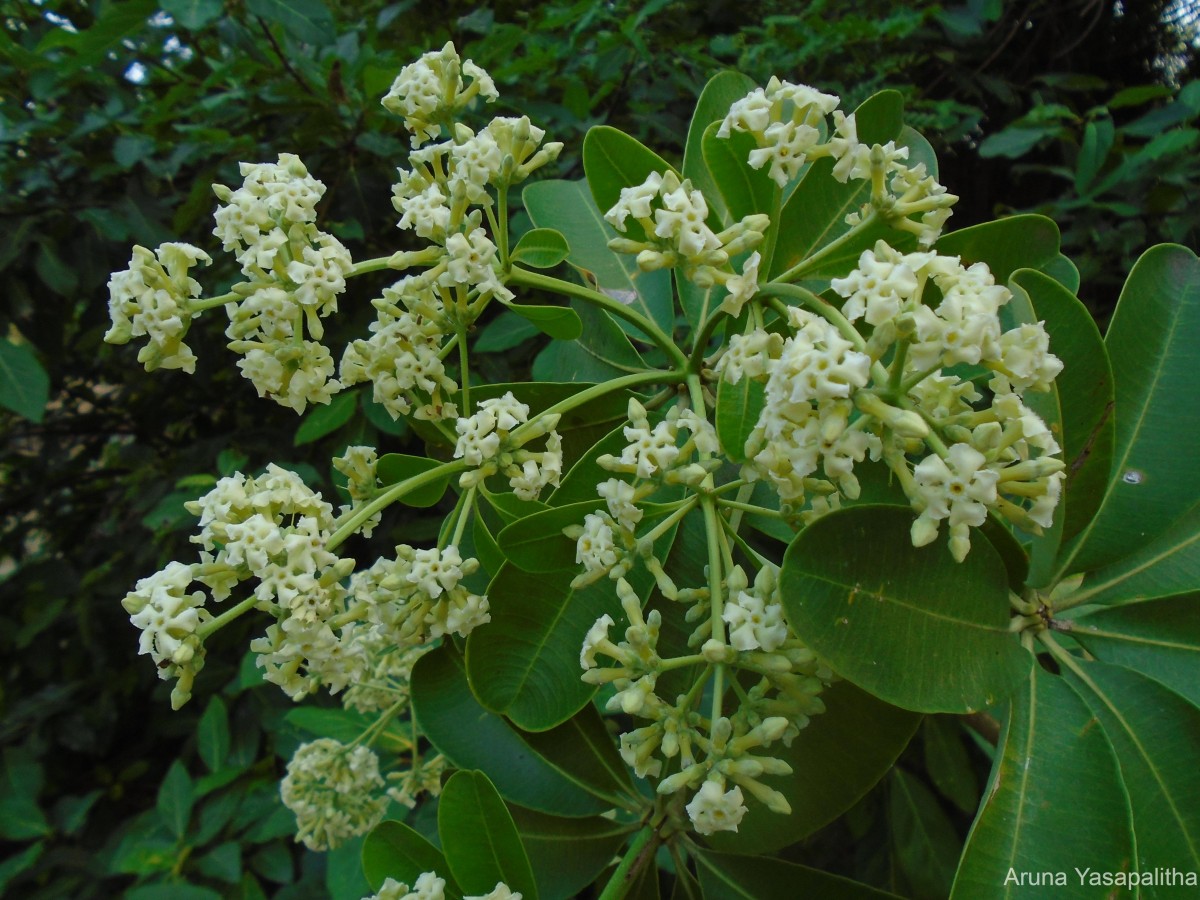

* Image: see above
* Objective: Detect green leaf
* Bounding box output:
[504,301,583,341]
[496,500,596,573]
[0,340,49,423]
[0,748,50,841]
[410,645,610,816]
[978,126,1059,159]
[326,834,373,900]
[531,300,649,383]
[195,842,242,884]
[780,505,1031,713]
[519,704,635,805]
[161,0,225,29]
[952,667,1133,899]
[465,564,612,730]
[1055,245,1200,588]
[922,716,979,814]
[156,760,195,840]
[701,122,776,224]
[438,771,538,900]
[126,885,223,900]
[1003,270,1114,586]
[361,820,455,894]
[475,311,540,353]
[696,848,903,899]
[1075,117,1114,194]
[709,681,920,854]
[1070,595,1200,706]
[715,373,765,464]
[36,0,156,71]
[522,178,672,338]
[935,216,1061,285]
[1065,659,1200,880]
[244,0,336,45]
[376,454,451,508]
[196,697,230,773]
[509,806,631,900]
[510,228,570,269]
[889,769,960,900]
[0,841,44,894]
[293,391,356,445]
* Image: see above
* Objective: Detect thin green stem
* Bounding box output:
[508,266,687,369]
[497,185,510,264]
[773,209,879,283]
[196,594,260,640]
[597,826,659,900]
[457,326,471,414]
[348,256,398,277]
[716,498,784,518]
[327,459,467,552]
[758,282,866,353]
[450,487,476,547]
[509,369,685,444]
[189,291,239,313]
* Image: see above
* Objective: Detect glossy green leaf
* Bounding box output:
[1065,659,1200,881]
[701,122,776,224]
[709,681,920,854]
[439,771,537,900]
[361,820,455,895]
[410,645,609,816]
[890,769,961,900]
[484,491,552,526]
[35,0,156,71]
[504,301,583,341]
[293,391,356,445]
[768,91,912,281]
[715,376,764,464]
[532,300,649,383]
[497,500,597,573]
[1042,253,1082,292]
[519,703,635,804]
[244,0,336,45]
[978,517,1029,594]
[465,564,613,730]
[935,215,1061,285]
[523,178,671,330]
[1004,269,1115,586]
[951,667,1133,899]
[0,340,49,423]
[696,848,903,899]
[509,806,632,900]
[1056,245,1200,586]
[376,454,451,508]
[196,697,230,773]
[472,509,506,581]
[922,716,979,814]
[156,760,194,839]
[1070,594,1200,706]
[474,311,540,353]
[683,70,758,228]
[510,228,570,269]
[1076,117,1114,194]
[780,505,1031,713]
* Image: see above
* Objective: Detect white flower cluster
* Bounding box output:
[719,79,958,246]
[454,392,563,501]
[214,153,353,413]
[604,170,768,315]
[346,46,561,423]
[382,42,498,147]
[578,538,833,835]
[280,738,390,851]
[568,399,717,589]
[719,239,1065,560]
[364,873,521,900]
[104,242,212,373]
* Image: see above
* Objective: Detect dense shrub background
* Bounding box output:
[1,1,1196,896]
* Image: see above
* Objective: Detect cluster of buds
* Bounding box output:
[365,873,521,900]
[104,242,211,373]
[716,239,1065,560]
[720,78,958,246]
[604,170,768,315]
[454,391,563,501]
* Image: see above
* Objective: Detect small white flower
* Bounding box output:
[685,779,747,835]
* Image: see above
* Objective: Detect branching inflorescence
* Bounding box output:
[107,42,1064,859]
